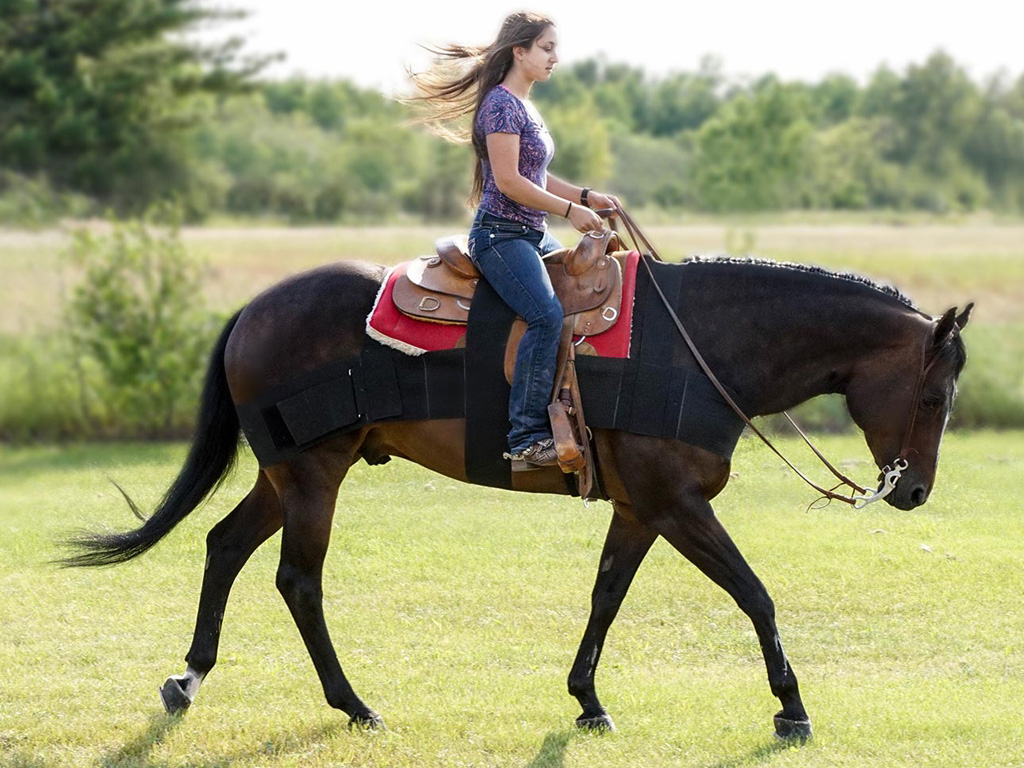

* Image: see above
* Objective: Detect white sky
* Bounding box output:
[206,0,1024,94]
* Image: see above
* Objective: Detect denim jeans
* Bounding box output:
[468,210,565,453]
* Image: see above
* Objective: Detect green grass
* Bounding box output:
[2,432,1023,767]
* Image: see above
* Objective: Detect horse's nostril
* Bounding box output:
[910,485,926,506]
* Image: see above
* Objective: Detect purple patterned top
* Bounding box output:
[474,84,555,230]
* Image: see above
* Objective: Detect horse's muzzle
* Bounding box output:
[885,466,930,510]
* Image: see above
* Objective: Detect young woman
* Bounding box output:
[407,12,621,471]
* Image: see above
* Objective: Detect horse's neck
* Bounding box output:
[695,277,924,417]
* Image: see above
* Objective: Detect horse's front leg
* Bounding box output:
[568,502,658,731]
[650,497,811,741]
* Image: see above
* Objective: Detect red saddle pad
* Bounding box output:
[367,250,640,359]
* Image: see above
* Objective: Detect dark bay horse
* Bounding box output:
[65,254,971,740]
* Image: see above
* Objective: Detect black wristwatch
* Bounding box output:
[580,187,590,207]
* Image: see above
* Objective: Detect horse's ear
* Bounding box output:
[955,302,974,330]
[934,307,958,345]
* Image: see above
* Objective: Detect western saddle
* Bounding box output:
[393,229,626,334]
[390,228,631,498]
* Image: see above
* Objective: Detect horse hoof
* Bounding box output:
[576,713,616,732]
[349,711,385,731]
[159,677,192,715]
[773,713,812,742]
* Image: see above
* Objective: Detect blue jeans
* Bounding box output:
[468,210,565,453]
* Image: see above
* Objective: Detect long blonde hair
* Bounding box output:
[401,12,555,207]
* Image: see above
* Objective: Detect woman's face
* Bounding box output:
[514,26,558,83]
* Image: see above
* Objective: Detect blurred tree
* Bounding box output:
[404,137,470,220]
[806,118,905,209]
[811,74,860,125]
[964,76,1024,209]
[591,82,634,131]
[1006,73,1024,119]
[307,81,350,131]
[609,132,691,207]
[570,58,599,87]
[690,83,814,211]
[594,61,650,131]
[0,0,276,213]
[881,52,989,211]
[263,77,309,115]
[888,52,982,174]
[546,96,613,187]
[858,65,901,117]
[6,34,1023,222]
[647,68,722,136]
[532,62,588,109]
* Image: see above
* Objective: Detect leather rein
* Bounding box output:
[601,205,951,509]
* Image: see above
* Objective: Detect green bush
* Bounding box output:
[62,209,223,437]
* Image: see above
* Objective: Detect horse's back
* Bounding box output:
[226,260,387,401]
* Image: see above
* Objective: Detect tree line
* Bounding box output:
[3,1,1024,223]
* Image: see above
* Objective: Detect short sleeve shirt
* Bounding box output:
[474,84,555,230]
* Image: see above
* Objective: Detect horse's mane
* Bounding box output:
[676,254,970,376]
[681,254,919,311]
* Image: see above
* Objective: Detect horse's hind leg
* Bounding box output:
[160,472,282,714]
[568,503,657,731]
[266,437,382,728]
[651,496,811,741]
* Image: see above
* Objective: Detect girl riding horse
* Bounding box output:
[407,12,621,470]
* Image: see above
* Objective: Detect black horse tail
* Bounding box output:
[61,309,245,567]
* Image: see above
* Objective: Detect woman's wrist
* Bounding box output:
[564,200,573,218]
[580,187,590,207]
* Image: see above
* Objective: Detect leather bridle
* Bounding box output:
[602,205,957,509]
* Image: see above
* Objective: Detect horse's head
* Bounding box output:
[845,304,972,510]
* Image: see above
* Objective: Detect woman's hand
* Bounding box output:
[568,202,603,233]
[587,191,622,214]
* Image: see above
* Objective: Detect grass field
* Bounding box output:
[3,220,1024,331]
[2,431,1023,768]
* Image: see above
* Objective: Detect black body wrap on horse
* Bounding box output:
[236,261,745,489]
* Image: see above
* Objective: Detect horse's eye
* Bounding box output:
[921,393,945,410]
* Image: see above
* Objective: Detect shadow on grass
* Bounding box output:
[525,730,573,768]
[5,714,349,768]
[2,713,183,768]
[100,712,184,767]
[103,714,349,768]
[517,717,805,768]
[230,721,346,764]
[705,738,799,768]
